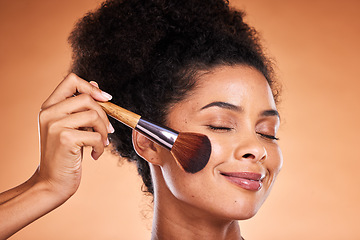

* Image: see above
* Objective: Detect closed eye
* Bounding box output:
[206,125,233,132]
[257,133,279,141]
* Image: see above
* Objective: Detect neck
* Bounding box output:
[150,167,243,240]
[151,210,242,240]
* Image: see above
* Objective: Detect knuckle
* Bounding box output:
[59,129,73,145]
[38,109,49,124]
[81,93,94,104]
[66,73,78,82]
[91,132,104,148]
[63,73,80,88]
[41,98,54,110]
[87,109,100,121]
[40,102,48,111]
[47,120,60,135]
[89,84,100,96]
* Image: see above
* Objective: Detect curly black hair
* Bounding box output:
[68,0,280,195]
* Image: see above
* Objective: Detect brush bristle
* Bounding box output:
[171,132,211,173]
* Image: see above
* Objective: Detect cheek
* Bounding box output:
[161,165,214,204]
[159,150,205,196]
[159,145,220,204]
[266,145,283,180]
[207,134,234,162]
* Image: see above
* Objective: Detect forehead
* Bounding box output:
[187,65,276,110]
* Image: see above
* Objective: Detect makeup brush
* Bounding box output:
[97,101,211,173]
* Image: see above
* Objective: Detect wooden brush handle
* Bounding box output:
[97,101,141,129]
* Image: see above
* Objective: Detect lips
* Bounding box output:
[220,172,264,191]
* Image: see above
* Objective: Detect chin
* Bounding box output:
[232,207,261,221]
[211,199,264,222]
[234,208,260,221]
[230,188,272,220]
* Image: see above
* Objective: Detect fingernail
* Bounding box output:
[105,138,110,146]
[108,122,115,133]
[101,91,112,100]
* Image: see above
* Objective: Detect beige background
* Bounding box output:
[1,0,359,239]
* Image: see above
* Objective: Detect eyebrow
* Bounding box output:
[200,101,243,112]
[260,109,280,119]
[200,101,280,119]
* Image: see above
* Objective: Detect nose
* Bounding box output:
[234,133,267,163]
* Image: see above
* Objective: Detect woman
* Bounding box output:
[0,0,282,239]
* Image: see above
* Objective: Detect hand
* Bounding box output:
[36,73,114,200]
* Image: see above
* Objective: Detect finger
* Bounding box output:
[58,129,106,161]
[74,131,105,160]
[88,81,115,133]
[91,147,102,160]
[49,110,110,147]
[42,73,112,110]
[40,93,114,133]
[89,81,99,88]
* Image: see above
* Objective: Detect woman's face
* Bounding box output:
[157,65,282,220]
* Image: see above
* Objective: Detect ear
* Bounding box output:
[132,130,162,166]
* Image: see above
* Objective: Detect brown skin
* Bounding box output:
[0,74,113,239]
[0,65,282,239]
[133,65,283,240]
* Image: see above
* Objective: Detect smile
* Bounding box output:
[220,172,264,191]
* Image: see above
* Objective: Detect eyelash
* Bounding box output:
[206,125,233,132]
[207,125,279,140]
[257,133,280,141]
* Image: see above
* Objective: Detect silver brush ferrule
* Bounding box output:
[135,118,179,150]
